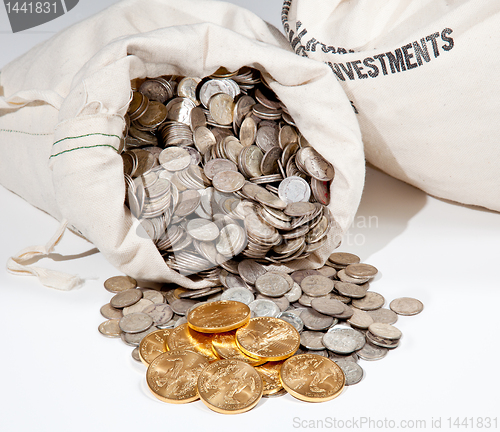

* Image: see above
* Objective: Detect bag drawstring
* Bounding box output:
[6,219,84,291]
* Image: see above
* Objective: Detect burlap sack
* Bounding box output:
[0,0,364,290]
[283,0,500,211]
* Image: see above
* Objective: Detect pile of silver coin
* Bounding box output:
[99,252,424,387]
[122,66,335,277]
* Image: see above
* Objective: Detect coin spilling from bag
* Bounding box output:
[122,66,336,278]
[99,253,423,413]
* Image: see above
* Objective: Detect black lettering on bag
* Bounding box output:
[441,28,454,51]
[402,43,418,69]
[327,62,346,81]
[363,57,379,78]
[373,54,388,75]
[339,62,355,80]
[413,39,431,66]
[306,38,320,52]
[351,60,368,79]
[426,32,440,57]
[385,49,406,73]
[291,28,308,51]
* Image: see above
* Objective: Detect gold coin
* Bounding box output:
[279,354,345,402]
[235,317,300,361]
[167,323,218,361]
[197,359,263,414]
[138,329,171,366]
[211,331,266,366]
[187,300,250,333]
[146,350,209,404]
[255,361,285,395]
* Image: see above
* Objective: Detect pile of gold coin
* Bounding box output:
[141,300,345,413]
[98,252,424,414]
[122,66,335,277]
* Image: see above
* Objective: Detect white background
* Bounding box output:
[0,1,499,431]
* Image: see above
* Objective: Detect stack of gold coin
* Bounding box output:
[100,228,424,410]
[122,66,336,279]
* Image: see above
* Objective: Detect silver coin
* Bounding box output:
[301,275,335,297]
[212,170,245,193]
[143,303,174,326]
[238,259,267,285]
[291,269,321,284]
[298,293,314,307]
[122,326,158,346]
[284,282,302,303]
[122,298,154,316]
[300,330,326,350]
[100,303,123,320]
[328,252,360,266]
[256,294,290,312]
[332,304,355,320]
[283,201,316,217]
[159,147,191,171]
[347,308,374,330]
[141,290,165,304]
[300,308,334,331]
[255,272,291,297]
[98,319,122,338]
[169,298,199,316]
[278,176,311,203]
[284,307,308,317]
[368,323,402,340]
[119,312,154,334]
[336,359,363,385]
[335,281,369,299]
[209,93,234,126]
[216,224,246,257]
[310,297,346,316]
[345,263,378,279]
[357,341,388,361]
[131,347,142,362]
[351,292,385,311]
[337,269,371,284]
[367,308,398,324]
[317,266,337,279]
[365,331,400,349]
[204,158,238,180]
[186,218,220,241]
[220,287,254,305]
[110,289,143,309]
[322,327,365,354]
[104,276,137,293]
[328,351,359,363]
[389,297,424,316]
[193,126,216,154]
[248,299,280,317]
[277,311,304,332]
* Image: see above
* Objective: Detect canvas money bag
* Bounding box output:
[283,0,500,211]
[0,0,365,290]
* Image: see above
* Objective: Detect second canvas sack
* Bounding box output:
[283,0,500,211]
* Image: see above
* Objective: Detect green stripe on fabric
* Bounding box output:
[53,132,121,146]
[0,128,52,136]
[49,144,119,159]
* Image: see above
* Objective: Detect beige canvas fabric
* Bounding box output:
[0,0,364,290]
[283,0,500,211]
